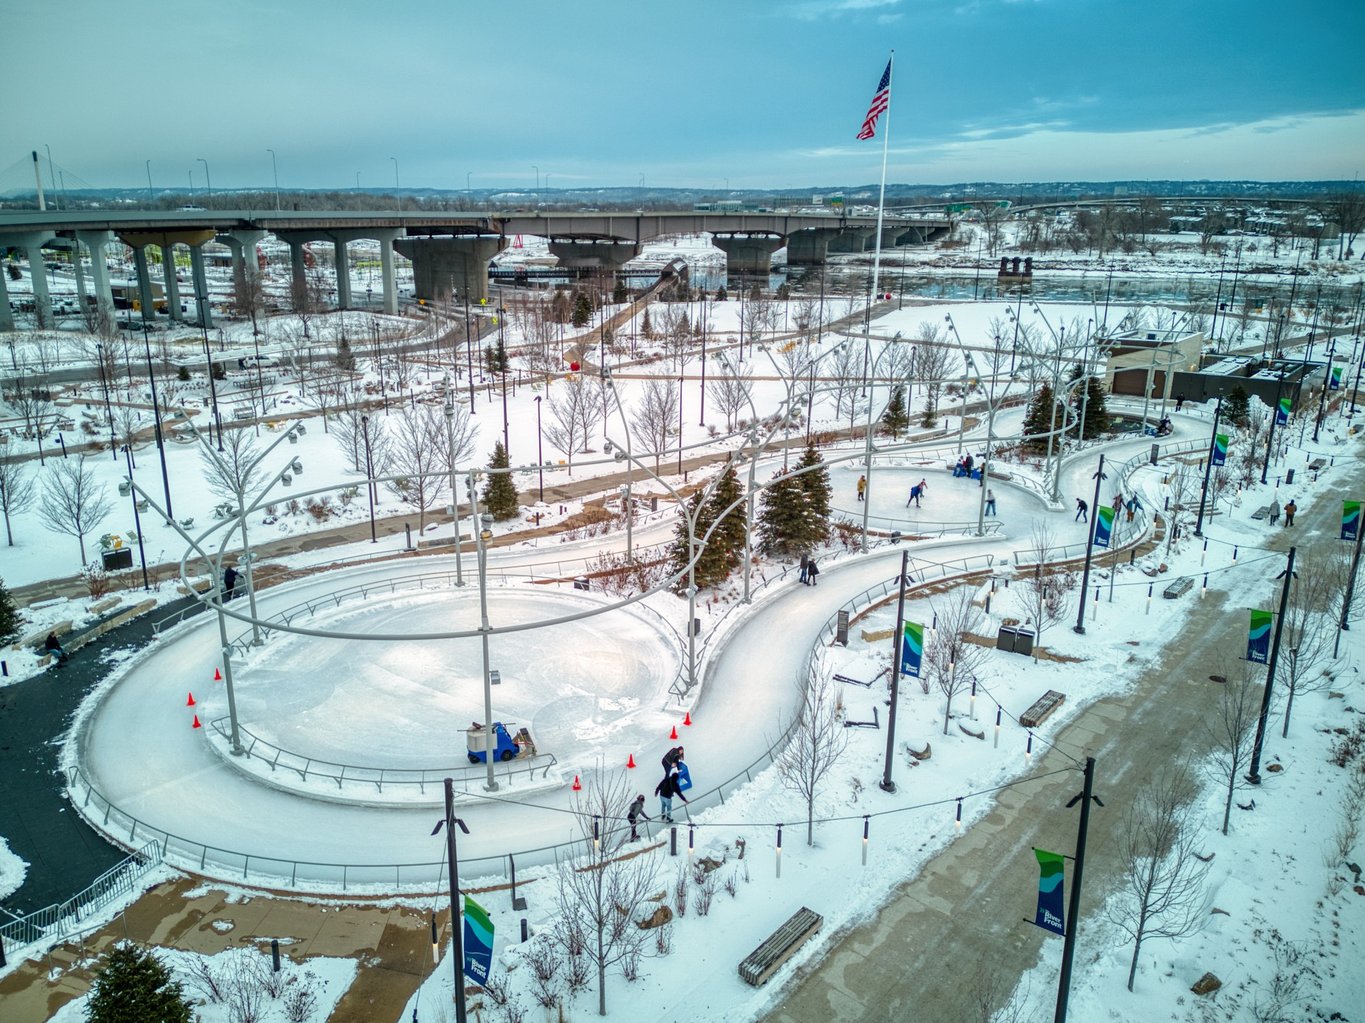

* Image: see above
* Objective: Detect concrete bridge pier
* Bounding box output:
[785,228,843,266]
[828,228,876,254]
[711,233,783,274]
[159,240,181,322]
[287,240,308,304]
[189,244,212,328]
[131,245,157,326]
[0,258,12,331]
[74,230,118,329]
[547,237,640,270]
[375,228,400,314]
[394,235,505,304]
[333,238,352,309]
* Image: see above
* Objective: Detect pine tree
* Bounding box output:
[700,465,746,583]
[792,444,832,548]
[667,492,714,591]
[572,292,592,328]
[483,336,509,375]
[1080,376,1109,437]
[0,577,22,646]
[640,307,654,340]
[551,290,571,323]
[715,286,728,302]
[1224,384,1250,428]
[880,386,910,440]
[756,469,809,557]
[612,279,628,304]
[335,334,356,370]
[482,442,519,521]
[1021,382,1055,452]
[86,943,193,1023]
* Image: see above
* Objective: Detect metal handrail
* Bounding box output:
[208,716,559,796]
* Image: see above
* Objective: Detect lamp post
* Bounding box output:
[1336,511,1364,658]
[200,325,224,451]
[431,782,470,1023]
[140,321,174,517]
[470,478,498,792]
[361,414,377,543]
[1073,454,1107,635]
[1312,343,1334,443]
[1261,372,1286,485]
[267,148,280,210]
[677,375,685,475]
[145,159,153,203]
[880,548,910,793]
[443,375,465,587]
[856,333,907,553]
[197,158,211,202]
[1193,396,1223,537]
[94,342,117,459]
[1247,547,1297,784]
[533,395,544,502]
[121,444,150,591]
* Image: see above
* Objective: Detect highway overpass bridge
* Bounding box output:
[0,209,949,331]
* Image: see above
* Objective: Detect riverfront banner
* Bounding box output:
[1343,501,1361,542]
[1092,505,1115,549]
[463,895,495,987]
[1247,609,1273,664]
[1276,396,1292,425]
[1331,366,1343,390]
[900,621,923,678]
[1212,433,1228,467]
[1033,848,1066,936]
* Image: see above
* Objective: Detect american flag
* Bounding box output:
[857,59,892,140]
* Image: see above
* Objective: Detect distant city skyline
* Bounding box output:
[5,0,1363,193]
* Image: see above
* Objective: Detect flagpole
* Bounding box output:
[864,50,894,419]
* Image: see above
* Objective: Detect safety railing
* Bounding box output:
[209,717,558,797]
[0,841,162,953]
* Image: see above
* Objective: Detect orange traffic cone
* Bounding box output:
[669,725,678,740]
[627,753,636,769]
[213,668,222,681]
[572,775,582,791]
[683,711,692,727]
[192,714,202,729]
[186,692,196,707]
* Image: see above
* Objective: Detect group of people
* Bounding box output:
[1268,498,1298,526]
[905,479,929,508]
[626,744,691,840]
[951,453,977,478]
[799,554,820,585]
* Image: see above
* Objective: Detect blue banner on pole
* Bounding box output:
[463,895,495,988]
[1033,848,1066,936]
[900,621,923,678]
[1092,506,1115,549]
[1247,609,1273,665]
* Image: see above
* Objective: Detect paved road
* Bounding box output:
[763,473,1358,1021]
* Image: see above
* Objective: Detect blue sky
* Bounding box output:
[6,0,1363,192]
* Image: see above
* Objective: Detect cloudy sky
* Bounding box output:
[6,0,1364,193]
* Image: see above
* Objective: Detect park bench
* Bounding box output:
[1163,577,1195,599]
[1019,690,1066,729]
[1250,506,1271,521]
[1309,457,1327,471]
[738,907,823,987]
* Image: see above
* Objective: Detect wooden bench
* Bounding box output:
[1020,690,1066,729]
[739,907,823,987]
[1250,505,1271,521]
[1309,457,1327,471]
[1163,577,1195,599]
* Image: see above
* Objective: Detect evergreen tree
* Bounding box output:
[86,943,193,1023]
[1021,382,1055,452]
[792,444,832,548]
[571,292,592,328]
[715,286,728,302]
[1223,384,1250,428]
[640,307,654,340]
[667,492,714,591]
[0,577,22,646]
[612,279,628,304]
[334,334,356,370]
[483,336,509,375]
[776,282,791,301]
[880,386,910,439]
[700,465,746,583]
[756,469,809,557]
[482,442,519,521]
[551,290,571,323]
[1066,365,1109,438]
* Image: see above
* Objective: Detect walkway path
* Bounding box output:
[762,470,1359,1021]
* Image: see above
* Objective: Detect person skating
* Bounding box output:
[1284,499,1297,526]
[223,565,239,600]
[627,793,651,840]
[661,745,684,777]
[856,475,866,502]
[655,768,689,823]
[806,557,820,586]
[984,489,997,516]
[1075,498,1088,523]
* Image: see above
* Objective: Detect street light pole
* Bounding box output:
[1073,455,1107,634]
[267,149,280,211]
[121,445,150,591]
[1247,546,1296,784]
[197,158,211,202]
[361,415,377,543]
[1193,396,1223,537]
[140,322,173,517]
[534,395,544,502]
[443,376,465,587]
[1261,372,1286,485]
[434,780,470,1023]
[880,549,910,793]
[470,475,498,792]
[94,342,117,459]
[1313,343,1334,443]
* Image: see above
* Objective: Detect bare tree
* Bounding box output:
[913,333,952,428]
[39,454,112,565]
[825,342,862,423]
[1165,465,1196,555]
[1107,763,1211,992]
[111,404,145,455]
[925,586,990,732]
[0,454,36,546]
[630,375,679,471]
[1279,569,1339,737]
[199,429,263,503]
[551,770,660,1017]
[384,404,475,535]
[1016,523,1073,655]
[1205,659,1262,836]
[544,375,600,473]
[707,358,752,431]
[774,669,849,846]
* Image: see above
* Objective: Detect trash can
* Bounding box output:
[996,626,1018,653]
[1285,468,1295,485]
[102,548,133,571]
[1013,628,1035,657]
[1150,443,1160,465]
[573,576,590,591]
